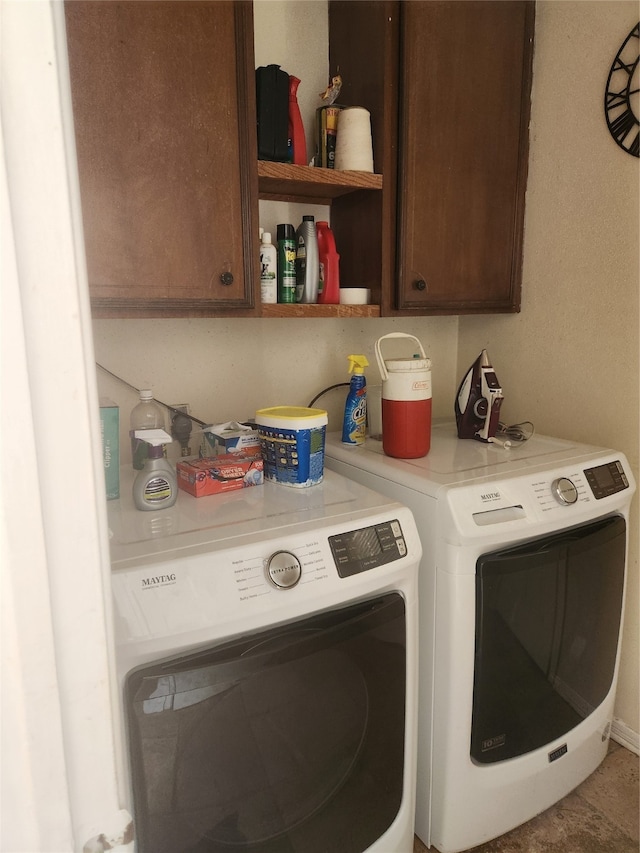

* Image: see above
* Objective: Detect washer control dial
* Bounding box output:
[552,477,579,505]
[266,550,302,589]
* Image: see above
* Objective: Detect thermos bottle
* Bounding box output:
[374,333,432,459]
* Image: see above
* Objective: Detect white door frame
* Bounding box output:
[1,2,127,849]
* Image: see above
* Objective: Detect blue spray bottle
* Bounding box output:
[342,355,369,445]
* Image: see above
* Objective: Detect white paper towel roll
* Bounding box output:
[334,107,374,172]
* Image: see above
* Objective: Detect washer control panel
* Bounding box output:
[584,460,629,499]
[266,550,302,589]
[551,477,579,505]
[329,520,407,578]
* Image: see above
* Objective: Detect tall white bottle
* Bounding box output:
[260,232,277,304]
[295,215,319,303]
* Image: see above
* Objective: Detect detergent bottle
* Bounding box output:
[375,333,431,459]
[316,221,340,304]
[341,355,369,445]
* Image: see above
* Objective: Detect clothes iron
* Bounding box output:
[455,350,504,442]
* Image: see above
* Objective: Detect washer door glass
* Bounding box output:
[472,515,626,763]
[125,593,406,853]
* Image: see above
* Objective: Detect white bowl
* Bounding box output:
[339,288,370,305]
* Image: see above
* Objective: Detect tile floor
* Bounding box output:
[413,741,639,853]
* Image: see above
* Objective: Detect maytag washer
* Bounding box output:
[108,468,421,853]
[325,423,635,853]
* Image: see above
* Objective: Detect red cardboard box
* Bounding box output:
[177,454,263,497]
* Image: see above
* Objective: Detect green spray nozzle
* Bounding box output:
[347,355,369,375]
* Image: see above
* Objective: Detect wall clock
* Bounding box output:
[604,22,639,157]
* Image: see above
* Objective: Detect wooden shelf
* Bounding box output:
[258,161,382,204]
[261,303,380,318]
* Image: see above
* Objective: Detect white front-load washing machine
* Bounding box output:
[107,468,421,853]
[325,423,635,853]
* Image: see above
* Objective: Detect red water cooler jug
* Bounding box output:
[374,333,432,459]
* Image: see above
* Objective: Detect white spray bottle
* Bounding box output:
[132,429,178,511]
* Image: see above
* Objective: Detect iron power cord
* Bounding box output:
[496,420,535,442]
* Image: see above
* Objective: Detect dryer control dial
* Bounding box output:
[551,477,579,505]
[266,550,302,589]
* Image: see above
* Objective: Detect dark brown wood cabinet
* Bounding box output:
[330,0,535,316]
[65,1,259,318]
[396,1,535,313]
[66,0,534,319]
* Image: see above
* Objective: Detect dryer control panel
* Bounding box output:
[329,520,407,578]
[584,460,630,499]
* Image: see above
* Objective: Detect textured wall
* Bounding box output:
[459,1,639,735]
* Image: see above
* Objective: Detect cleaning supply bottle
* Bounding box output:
[259,231,277,303]
[288,75,307,165]
[277,223,296,303]
[132,430,178,511]
[130,390,165,470]
[295,215,320,303]
[316,221,340,304]
[341,355,369,445]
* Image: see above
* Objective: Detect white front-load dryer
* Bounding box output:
[325,423,635,853]
[108,468,421,853]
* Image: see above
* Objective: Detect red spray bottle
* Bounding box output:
[316,220,340,304]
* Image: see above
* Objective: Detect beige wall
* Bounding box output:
[94,0,639,736]
[459,0,639,735]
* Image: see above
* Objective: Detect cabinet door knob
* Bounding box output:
[220,272,234,286]
[414,278,427,291]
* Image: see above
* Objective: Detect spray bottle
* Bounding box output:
[295,215,319,303]
[130,389,165,469]
[341,355,369,445]
[132,429,178,511]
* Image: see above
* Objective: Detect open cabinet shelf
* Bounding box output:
[257,160,383,316]
[258,161,382,204]
[261,303,380,318]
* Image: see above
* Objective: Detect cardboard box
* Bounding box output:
[100,398,120,500]
[177,453,263,497]
[200,422,261,457]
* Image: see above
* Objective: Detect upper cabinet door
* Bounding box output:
[65,1,258,317]
[396,1,534,313]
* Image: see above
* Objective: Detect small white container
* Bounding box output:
[256,406,328,487]
[339,288,371,304]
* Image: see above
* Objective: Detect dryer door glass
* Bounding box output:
[125,592,406,853]
[472,515,626,764]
